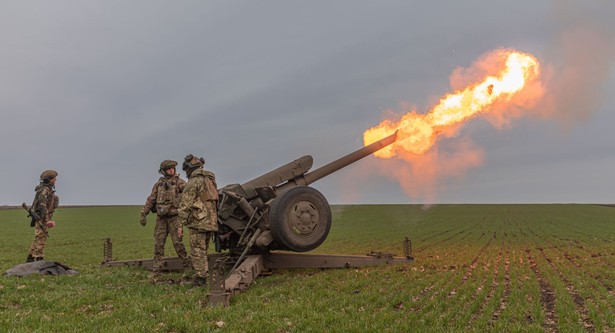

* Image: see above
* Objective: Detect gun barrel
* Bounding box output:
[276,131,397,193]
[241,155,314,190]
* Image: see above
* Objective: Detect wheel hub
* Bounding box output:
[289,201,319,235]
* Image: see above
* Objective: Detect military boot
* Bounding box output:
[193,276,207,287]
[34,257,44,261]
[26,254,34,263]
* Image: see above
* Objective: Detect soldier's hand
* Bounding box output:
[139,214,147,226]
[178,226,183,238]
[46,220,56,228]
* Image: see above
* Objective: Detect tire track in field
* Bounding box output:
[526,249,558,333]
[538,247,595,332]
[467,245,502,327]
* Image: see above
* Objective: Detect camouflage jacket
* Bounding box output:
[177,168,219,231]
[141,174,186,216]
[32,184,57,222]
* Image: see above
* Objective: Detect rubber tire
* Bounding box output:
[269,186,332,252]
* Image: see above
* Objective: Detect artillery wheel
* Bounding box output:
[269,186,331,252]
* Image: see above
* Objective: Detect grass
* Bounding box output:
[1,204,614,332]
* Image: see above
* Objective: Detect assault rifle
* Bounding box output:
[21,202,49,237]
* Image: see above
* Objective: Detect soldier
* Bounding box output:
[27,170,60,263]
[177,154,218,287]
[140,160,192,282]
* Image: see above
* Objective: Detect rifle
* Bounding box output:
[21,202,49,238]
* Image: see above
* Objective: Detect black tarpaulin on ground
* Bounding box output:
[4,261,79,277]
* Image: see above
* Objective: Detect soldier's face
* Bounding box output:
[165,168,176,176]
[50,177,57,185]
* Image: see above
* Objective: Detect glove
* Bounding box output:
[46,220,56,228]
[139,213,147,226]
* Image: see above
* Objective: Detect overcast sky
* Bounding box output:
[1,1,614,205]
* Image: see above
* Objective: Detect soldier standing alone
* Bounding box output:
[26,170,59,263]
[177,154,219,287]
[140,160,192,282]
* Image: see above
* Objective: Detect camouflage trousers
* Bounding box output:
[188,229,213,279]
[28,222,48,258]
[153,215,191,272]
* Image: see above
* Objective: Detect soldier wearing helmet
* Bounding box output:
[177,154,218,287]
[140,159,192,283]
[26,170,60,262]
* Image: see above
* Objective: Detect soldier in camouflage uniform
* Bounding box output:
[140,160,192,282]
[177,154,218,287]
[27,170,60,263]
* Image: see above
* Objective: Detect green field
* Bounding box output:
[1,205,613,332]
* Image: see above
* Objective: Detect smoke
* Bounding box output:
[388,138,484,202]
[537,1,615,129]
[342,137,484,203]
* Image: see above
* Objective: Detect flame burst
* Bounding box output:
[364,49,541,158]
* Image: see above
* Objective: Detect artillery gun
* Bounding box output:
[216,131,397,257]
[102,131,413,305]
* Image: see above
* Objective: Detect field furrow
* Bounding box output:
[489,241,511,324]
[527,248,559,333]
[467,243,503,328]
[538,247,596,332]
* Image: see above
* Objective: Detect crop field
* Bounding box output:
[0,204,613,332]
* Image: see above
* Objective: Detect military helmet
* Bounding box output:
[182,154,205,172]
[159,160,178,172]
[40,170,58,181]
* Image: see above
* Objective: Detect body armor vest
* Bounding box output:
[156,177,180,216]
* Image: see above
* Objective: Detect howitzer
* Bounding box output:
[21,202,49,238]
[101,131,412,306]
[215,131,398,255]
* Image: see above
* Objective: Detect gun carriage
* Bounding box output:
[102,131,413,305]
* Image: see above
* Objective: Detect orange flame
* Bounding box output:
[364,49,540,158]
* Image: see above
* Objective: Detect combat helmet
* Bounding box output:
[159,160,178,175]
[40,170,58,183]
[182,154,205,176]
